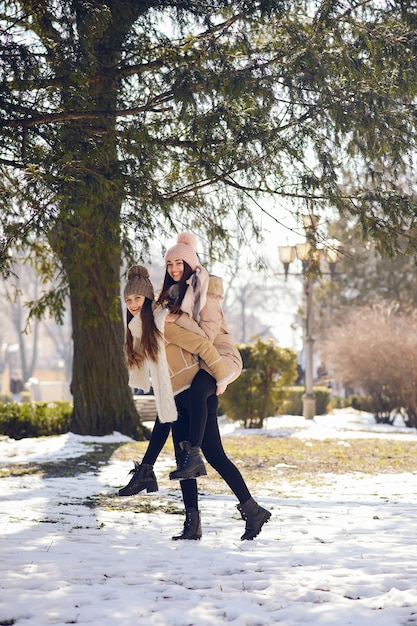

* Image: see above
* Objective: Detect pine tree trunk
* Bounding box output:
[69,291,144,438]
[48,3,149,438]
[55,177,149,439]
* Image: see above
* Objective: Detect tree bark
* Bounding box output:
[49,2,148,438]
[69,291,142,437]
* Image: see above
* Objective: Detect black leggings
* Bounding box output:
[172,390,251,510]
[142,417,170,466]
[188,369,216,447]
[141,369,218,462]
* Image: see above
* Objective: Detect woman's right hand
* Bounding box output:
[216,383,228,395]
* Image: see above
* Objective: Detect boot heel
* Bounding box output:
[118,462,159,497]
[237,497,271,541]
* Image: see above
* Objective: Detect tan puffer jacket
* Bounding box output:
[129,304,234,415]
[163,315,233,394]
[174,275,242,384]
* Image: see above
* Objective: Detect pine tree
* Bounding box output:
[1,1,417,435]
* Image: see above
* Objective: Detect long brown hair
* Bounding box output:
[157,261,194,313]
[125,297,162,367]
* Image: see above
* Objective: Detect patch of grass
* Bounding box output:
[111,434,417,498]
[2,434,417,516]
[112,434,417,476]
[87,492,184,516]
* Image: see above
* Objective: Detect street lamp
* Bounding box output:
[324,238,344,279]
[278,217,342,419]
[278,245,296,280]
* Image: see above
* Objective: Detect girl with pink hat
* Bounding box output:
[119,233,271,542]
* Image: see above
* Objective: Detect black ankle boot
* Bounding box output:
[237,497,271,540]
[172,508,202,540]
[169,441,207,480]
[118,462,158,496]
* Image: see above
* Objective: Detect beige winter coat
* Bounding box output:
[174,274,243,384]
[163,309,233,393]
[128,304,233,422]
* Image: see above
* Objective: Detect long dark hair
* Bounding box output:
[157,261,194,313]
[125,297,161,367]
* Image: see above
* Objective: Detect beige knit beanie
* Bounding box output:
[124,265,154,301]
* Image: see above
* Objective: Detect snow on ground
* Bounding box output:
[1,410,417,626]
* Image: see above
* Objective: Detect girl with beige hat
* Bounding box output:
[119,234,271,541]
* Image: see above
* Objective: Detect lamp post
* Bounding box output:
[278,216,341,419]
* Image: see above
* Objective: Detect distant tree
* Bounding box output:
[312,217,417,357]
[220,337,297,428]
[198,223,274,342]
[0,259,41,383]
[327,219,417,308]
[41,317,73,384]
[0,254,74,383]
[322,304,417,427]
[223,282,272,342]
[2,1,417,436]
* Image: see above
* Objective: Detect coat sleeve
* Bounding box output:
[163,323,234,385]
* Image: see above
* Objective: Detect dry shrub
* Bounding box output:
[322,303,417,425]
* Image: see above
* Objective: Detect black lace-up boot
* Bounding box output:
[237,497,271,540]
[169,441,207,480]
[171,508,202,540]
[118,462,158,496]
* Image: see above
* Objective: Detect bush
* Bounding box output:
[220,337,298,428]
[282,386,303,416]
[322,304,417,426]
[0,401,72,439]
[282,386,332,416]
[343,395,374,412]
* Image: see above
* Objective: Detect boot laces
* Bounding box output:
[237,505,247,520]
[128,461,141,477]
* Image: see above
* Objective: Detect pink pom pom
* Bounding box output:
[177,232,196,249]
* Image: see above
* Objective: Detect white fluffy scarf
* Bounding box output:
[127,306,177,423]
[181,266,209,322]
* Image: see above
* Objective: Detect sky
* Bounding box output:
[2,410,417,626]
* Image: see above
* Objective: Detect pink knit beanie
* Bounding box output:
[164,232,198,271]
